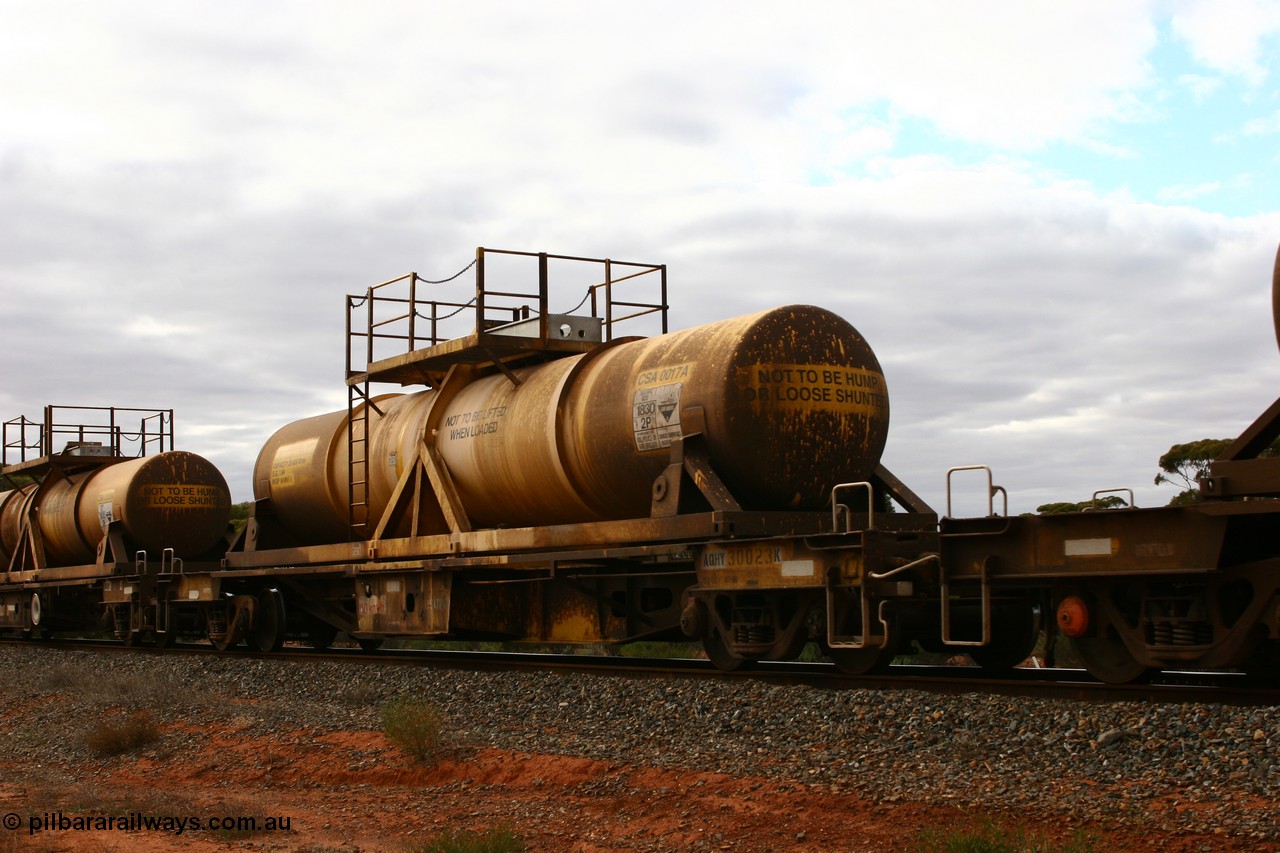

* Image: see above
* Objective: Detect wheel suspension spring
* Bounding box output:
[207,610,227,636]
[1173,623,1212,645]
[735,624,775,644]
[1151,620,1213,646]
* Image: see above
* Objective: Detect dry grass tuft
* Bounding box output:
[83,710,160,756]
[381,696,444,762]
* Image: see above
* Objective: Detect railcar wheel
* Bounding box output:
[702,627,749,672]
[357,638,384,653]
[1071,635,1152,684]
[1241,640,1280,682]
[252,589,287,653]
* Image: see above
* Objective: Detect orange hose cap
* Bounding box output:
[1057,595,1090,638]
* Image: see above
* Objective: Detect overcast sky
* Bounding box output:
[3,0,1279,514]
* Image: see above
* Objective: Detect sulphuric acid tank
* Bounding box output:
[0,451,231,566]
[254,305,890,541]
[0,483,35,566]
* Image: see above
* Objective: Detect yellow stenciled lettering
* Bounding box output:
[142,484,225,510]
[636,362,694,389]
[741,363,887,416]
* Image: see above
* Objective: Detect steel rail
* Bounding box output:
[4,636,1277,707]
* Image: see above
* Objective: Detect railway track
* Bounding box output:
[8,635,1278,707]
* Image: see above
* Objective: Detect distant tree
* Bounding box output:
[1154,438,1231,502]
[229,501,252,533]
[1155,436,1280,505]
[0,472,34,490]
[1036,502,1080,515]
[1036,496,1128,514]
[1165,489,1202,506]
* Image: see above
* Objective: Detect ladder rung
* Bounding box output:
[348,380,373,540]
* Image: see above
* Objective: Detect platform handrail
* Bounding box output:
[825,587,892,651]
[160,547,184,575]
[2,406,174,466]
[1089,487,1136,510]
[831,481,875,532]
[346,248,668,379]
[868,552,938,581]
[940,555,991,648]
[945,465,1008,518]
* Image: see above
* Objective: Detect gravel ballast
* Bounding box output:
[2,644,1277,844]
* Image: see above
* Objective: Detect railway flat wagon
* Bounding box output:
[0,406,232,643]
[219,249,945,669]
[943,246,1280,682]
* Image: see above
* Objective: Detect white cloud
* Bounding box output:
[124,316,197,338]
[1242,110,1280,135]
[1178,72,1224,102]
[1157,181,1223,201]
[811,1,1159,148]
[0,0,1168,205]
[1171,0,1280,85]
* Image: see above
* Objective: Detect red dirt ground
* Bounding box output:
[1,718,1267,853]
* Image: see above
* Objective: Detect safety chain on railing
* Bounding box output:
[347,259,477,309]
[1,407,173,465]
[563,288,592,315]
[414,296,476,321]
[419,257,477,284]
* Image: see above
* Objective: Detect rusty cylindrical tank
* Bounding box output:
[254,305,890,538]
[0,484,36,566]
[249,395,401,544]
[6,451,231,567]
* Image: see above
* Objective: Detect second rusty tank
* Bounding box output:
[1,451,231,566]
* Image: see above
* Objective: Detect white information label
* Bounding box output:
[1064,538,1114,557]
[780,560,815,578]
[96,490,117,533]
[633,382,683,451]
